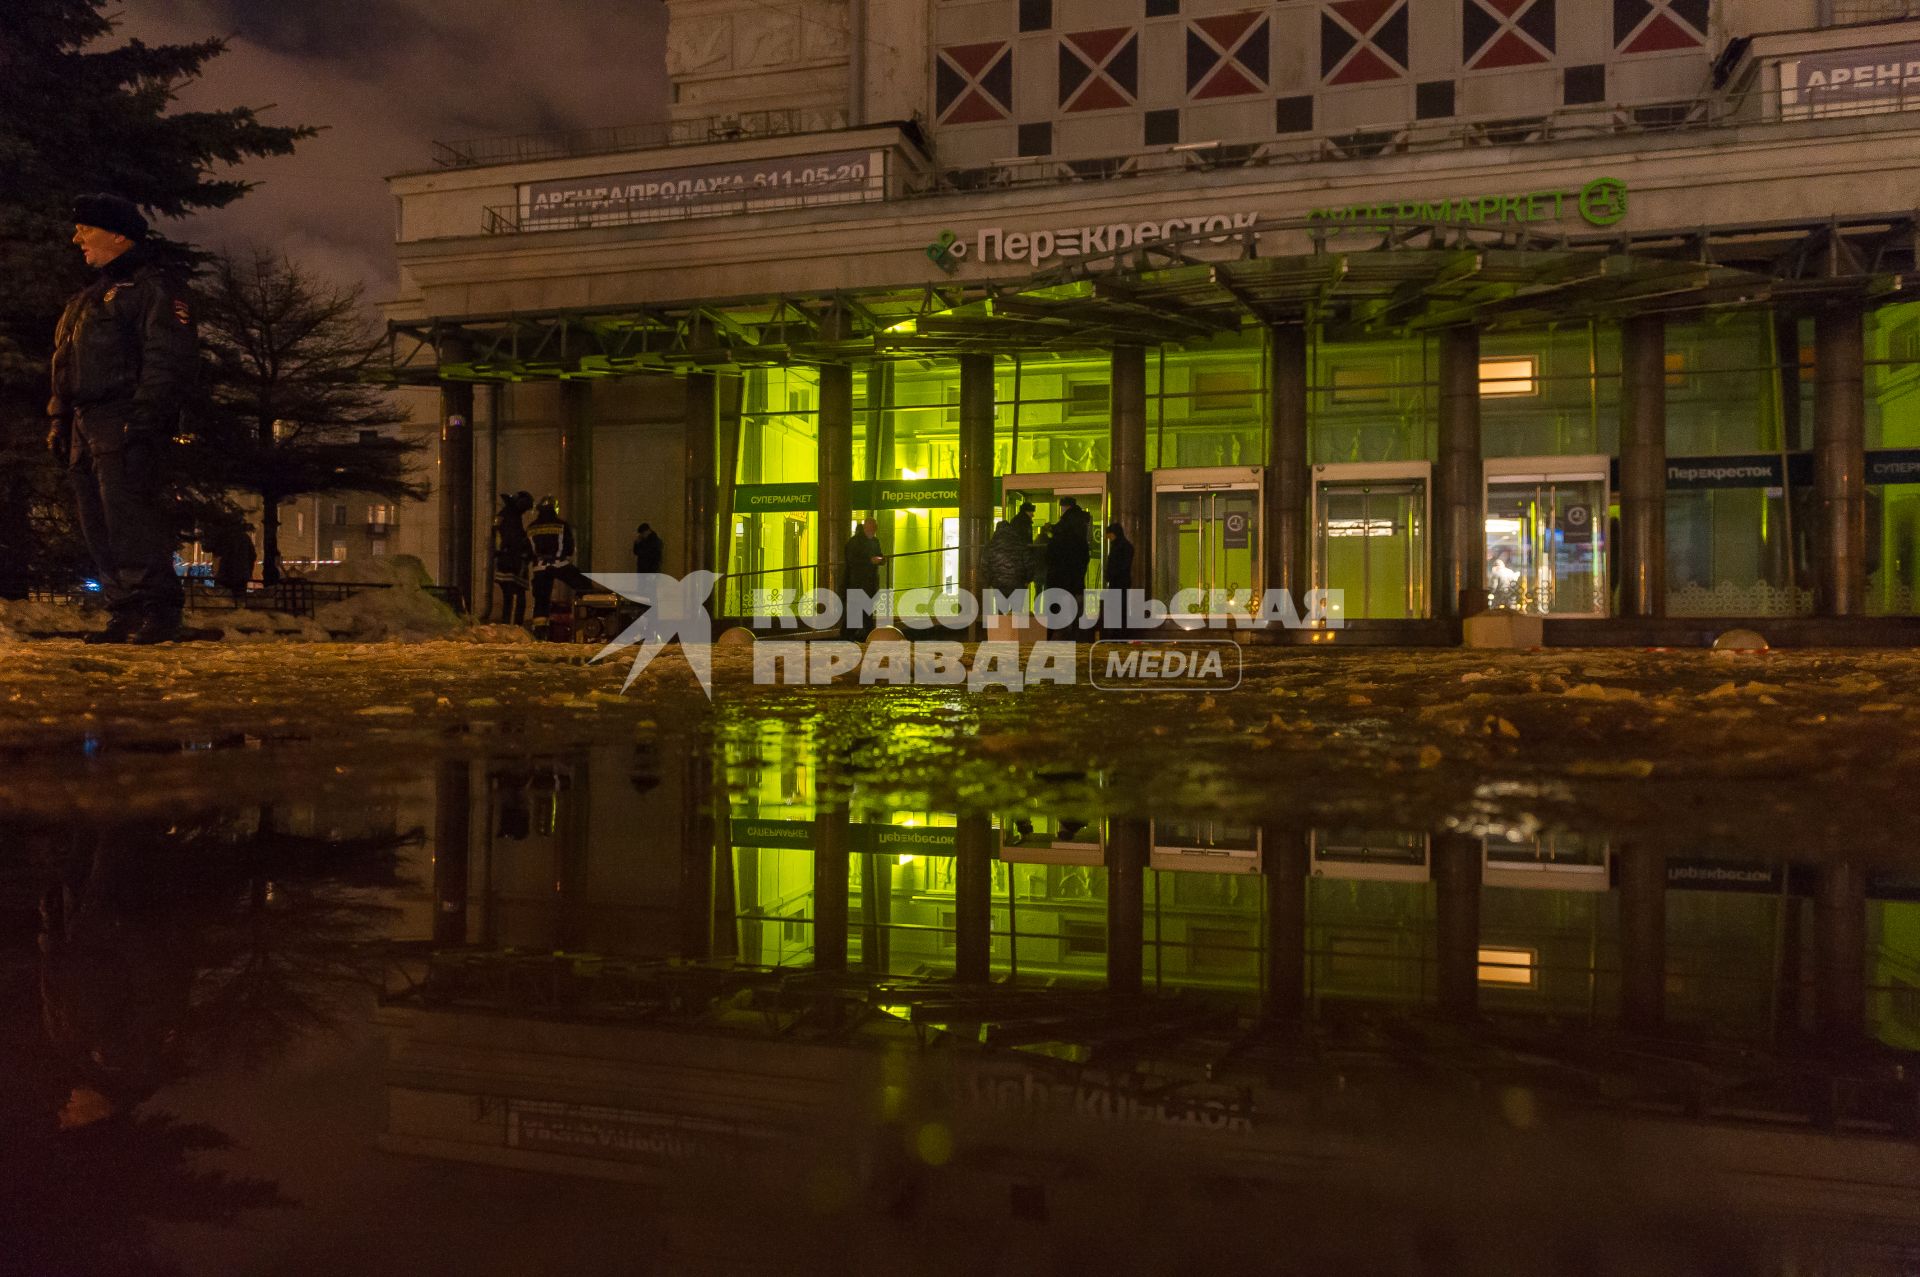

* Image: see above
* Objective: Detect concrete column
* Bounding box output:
[1619,316,1668,618]
[1265,325,1311,609]
[1262,825,1310,1022]
[1814,305,1868,617]
[812,807,851,973]
[684,373,719,579]
[1432,833,1481,1018]
[1814,861,1867,1043]
[1106,818,1149,996]
[436,334,475,607]
[560,379,594,568]
[1618,850,1668,1033]
[1109,347,1150,603]
[958,355,996,638]
[1435,326,1485,622]
[818,363,855,605]
[954,814,994,983]
[432,758,470,946]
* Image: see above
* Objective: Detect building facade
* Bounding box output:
[387,0,1920,636]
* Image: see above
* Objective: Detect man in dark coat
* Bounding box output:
[983,503,1034,598]
[491,491,534,626]
[631,522,664,575]
[1100,521,1135,639]
[207,519,256,602]
[48,194,197,644]
[842,516,885,640]
[1044,497,1094,636]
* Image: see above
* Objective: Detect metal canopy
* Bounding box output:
[388,211,1918,383]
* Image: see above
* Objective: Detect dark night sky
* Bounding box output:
[120,0,671,301]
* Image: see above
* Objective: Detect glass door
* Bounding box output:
[1153,468,1263,622]
[1314,464,1430,621]
[1484,459,1607,617]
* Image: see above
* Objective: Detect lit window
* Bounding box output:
[1477,946,1537,987]
[1330,366,1390,404]
[1479,357,1537,398]
[329,540,348,562]
[1664,350,1688,389]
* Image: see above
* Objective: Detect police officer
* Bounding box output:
[47,194,197,645]
[527,496,595,637]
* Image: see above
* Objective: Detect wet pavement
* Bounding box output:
[3,641,1920,1275]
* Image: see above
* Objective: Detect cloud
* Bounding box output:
[117,0,670,299]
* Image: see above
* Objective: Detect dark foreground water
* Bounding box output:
[4,701,1919,1276]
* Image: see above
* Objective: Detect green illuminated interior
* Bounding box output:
[720,309,1920,617]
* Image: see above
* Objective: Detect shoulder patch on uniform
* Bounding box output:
[172,299,191,325]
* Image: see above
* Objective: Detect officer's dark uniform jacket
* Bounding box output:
[48,243,198,459]
[528,512,576,568]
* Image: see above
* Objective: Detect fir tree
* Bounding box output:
[196,249,425,585]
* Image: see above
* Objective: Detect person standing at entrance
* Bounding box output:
[1045,497,1094,636]
[631,522,663,575]
[527,496,594,638]
[983,502,1034,635]
[491,491,534,626]
[842,516,884,641]
[1099,521,1134,640]
[48,195,197,645]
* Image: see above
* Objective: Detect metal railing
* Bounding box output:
[182,578,469,619]
[433,109,808,169]
[461,79,1920,237]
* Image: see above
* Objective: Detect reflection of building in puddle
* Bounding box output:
[377,756,1920,1264]
[433,744,1920,1049]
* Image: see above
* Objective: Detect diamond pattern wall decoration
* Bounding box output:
[1187,11,1271,100]
[1322,0,1410,86]
[1613,0,1707,54]
[936,41,1015,125]
[1060,27,1140,112]
[1463,0,1555,70]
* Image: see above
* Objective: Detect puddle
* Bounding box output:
[4,711,1919,1276]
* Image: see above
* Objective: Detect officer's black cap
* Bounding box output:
[72,194,148,241]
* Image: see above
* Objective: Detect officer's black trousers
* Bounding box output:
[69,427,182,621]
[532,565,597,621]
[495,579,528,627]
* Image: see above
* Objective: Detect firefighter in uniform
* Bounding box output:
[527,496,595,638]
[47,194,198,645]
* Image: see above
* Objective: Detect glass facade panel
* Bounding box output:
[1481,324,1619,458]
[1151,331,1267,470]
[1868,300,1920,614]
[1311,333,1436,464]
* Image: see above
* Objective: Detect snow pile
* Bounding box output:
[310,556,467,642]
[0,598,105,641]
[208,608,332,643]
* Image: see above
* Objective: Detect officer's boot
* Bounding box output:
[85,612,142,645]
[129,613,186,645]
